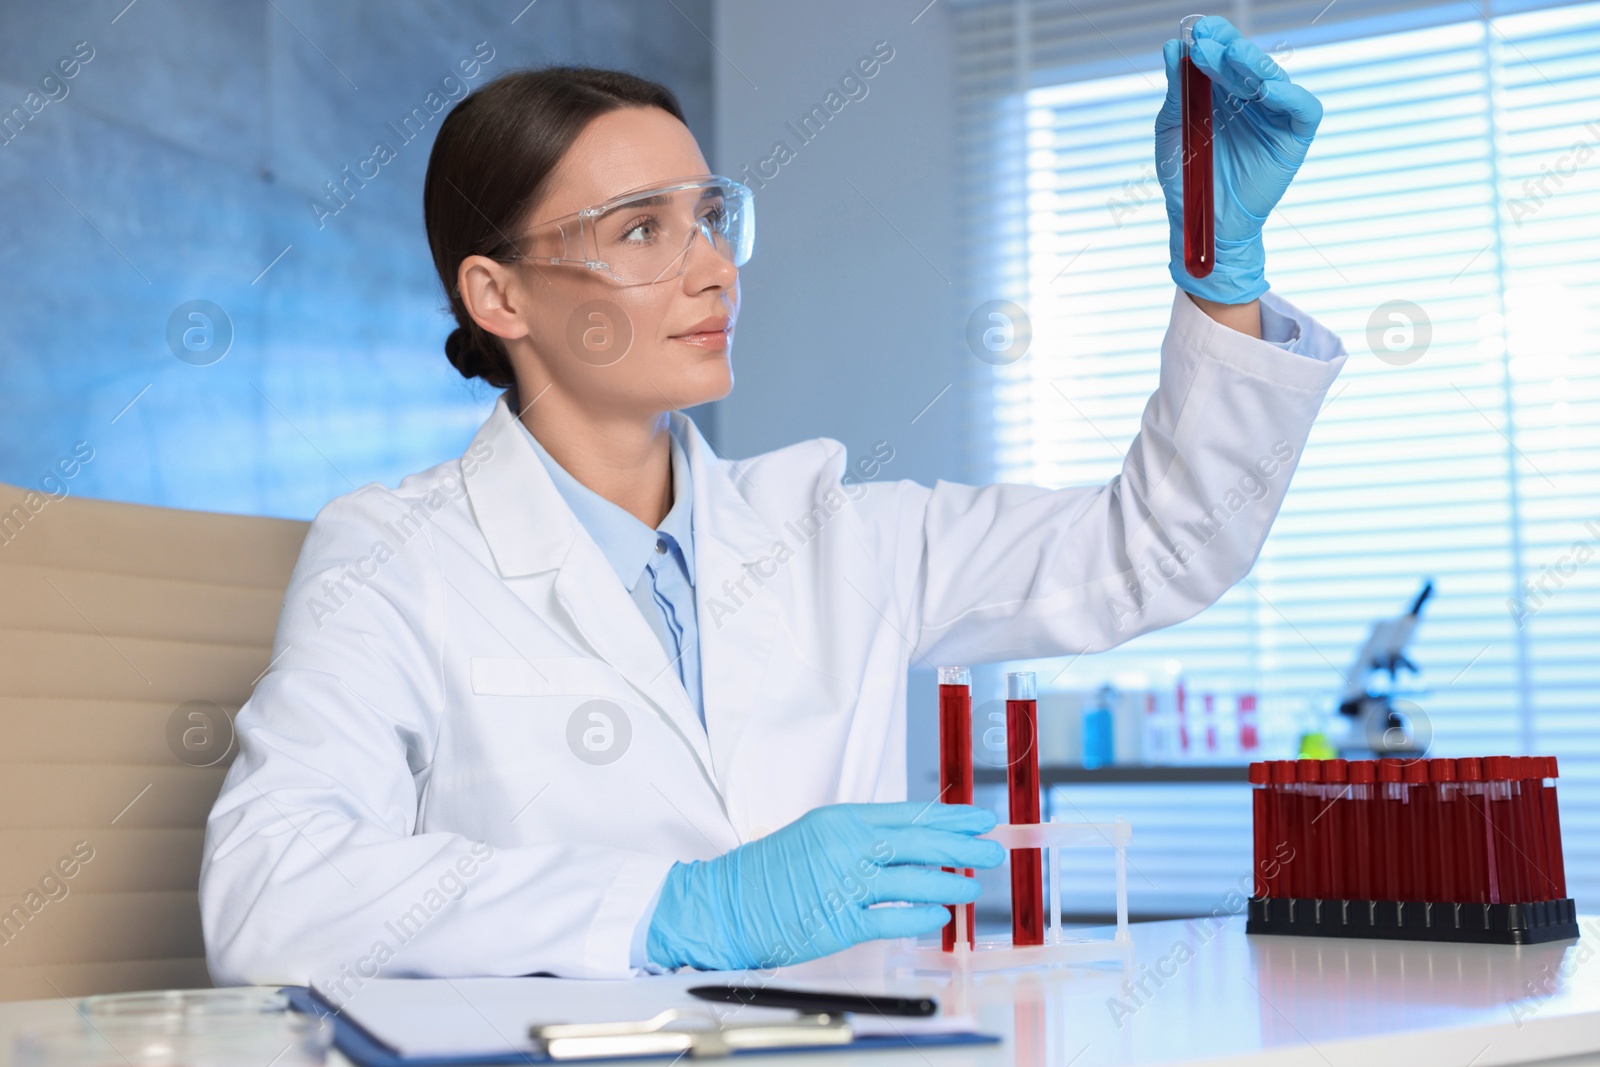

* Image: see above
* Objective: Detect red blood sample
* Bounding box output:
[1270,761,1296,897]
[1457,757,1491,904]
[1403,759,1431,901]
[1249,762,1271,898]
[1238,694,1259,755]
[1484,755,1515,903]
[1176,681,1190,757]
[1296,759,1322,897]
[1429,758,1459,903]
[1541,756,1568,898]
[1510,757,1537,900]
[1348,761,1376,901]
[1377,760,1404,901]
[1515,756,1552,901]
[1323,759,1349,899]
[938,666,974,951]
[1178,15,1215,278]
[1005,672,1043,946]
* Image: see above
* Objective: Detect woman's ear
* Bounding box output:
[457,255,534,343]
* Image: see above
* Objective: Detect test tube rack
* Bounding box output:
[903,666,1133,974]
[891,817,1133,974]
[1245,756,1578,945]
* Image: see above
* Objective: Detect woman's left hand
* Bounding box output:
[1155,15,1324,305]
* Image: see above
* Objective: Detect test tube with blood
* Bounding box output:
[1376,760,1404,901]
[1457,757,1494,904]
[1539,757,1568,899]
[1428,758,1459,902]
[1267,764,1292,895]
[1249,763,1271,898]
[1177,14,1215,278]
[1347,760,1375,901]
[1483,756,1518,904]
[938,666,974,951]
[1295,759,1322,896]
[1005,671,1044,946]
[1402,759,1432,901]
[1322,759,1348,899]
[1271,761,1297,896]
[1514,756,1551,901]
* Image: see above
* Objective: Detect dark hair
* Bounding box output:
[423,67,687,389]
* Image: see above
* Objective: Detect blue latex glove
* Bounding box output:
[1155,15,1324,304]
[645,802,1004,971]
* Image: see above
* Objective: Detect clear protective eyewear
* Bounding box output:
[492,175,754,287]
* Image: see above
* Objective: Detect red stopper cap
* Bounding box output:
[1543,755,1559,779]
[1323,758,1348,783]
[1402,759,1429,784]
[1484,755,1513,781]
[1271,760,1296,785]
[1429,758,1456,782]
[1377,759,1403,783]
[1349,760,1376,784]
[1248,762,1270,785]
[1297,758,1323,783]
[1514,755,1538,779]
[1456,757,1482,782]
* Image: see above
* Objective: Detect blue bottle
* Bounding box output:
[1083,684,1115,769]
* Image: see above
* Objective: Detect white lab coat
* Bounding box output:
[200,287,1347,987]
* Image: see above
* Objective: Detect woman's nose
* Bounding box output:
[682,220,737,287]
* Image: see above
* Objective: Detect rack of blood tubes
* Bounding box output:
[1245,757,1578,945]
[894,668,1133,974]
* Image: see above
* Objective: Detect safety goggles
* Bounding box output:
[490,175,754,287]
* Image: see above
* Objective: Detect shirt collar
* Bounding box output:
[513,416,696,592]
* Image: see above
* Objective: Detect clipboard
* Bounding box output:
[284,986,1000,1065]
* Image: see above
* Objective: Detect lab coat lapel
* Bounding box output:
[463,397,720,787]
[674,413,783,801]
[551,549,720,788]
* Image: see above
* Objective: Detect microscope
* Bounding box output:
[1336,580,1434,757]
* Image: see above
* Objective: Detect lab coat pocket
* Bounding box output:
[470,656,638,702]
[457,654,646,784]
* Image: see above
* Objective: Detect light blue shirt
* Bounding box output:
[1260,297,1307,353]
[514,419,704,726]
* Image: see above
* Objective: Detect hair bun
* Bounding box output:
[444,324,515,389]
[444,326,478,374]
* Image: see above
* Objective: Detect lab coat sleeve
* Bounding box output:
[199,485,676,987]
[871,286,1347,666]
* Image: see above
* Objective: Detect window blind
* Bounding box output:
[955,0,1600,915]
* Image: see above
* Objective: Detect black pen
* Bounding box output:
[688,984,937,1018]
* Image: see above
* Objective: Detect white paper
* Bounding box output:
[311,974,978,1058]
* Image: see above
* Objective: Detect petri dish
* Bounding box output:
[78,988,293,1020]
[18,989,332,1067]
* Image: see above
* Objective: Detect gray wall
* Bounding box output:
[710,1,960,482]
[0,0,715,520]
[710,1,962,801]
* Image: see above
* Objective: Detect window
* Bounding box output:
[956,0,1600,914]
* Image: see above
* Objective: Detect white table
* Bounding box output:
[2,916,1597,1067]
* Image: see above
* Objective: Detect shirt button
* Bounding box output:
[655,538,667,554]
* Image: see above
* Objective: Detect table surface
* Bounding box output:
[2,915,1597,1067]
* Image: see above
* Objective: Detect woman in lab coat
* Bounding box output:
[201,20,1346,988]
